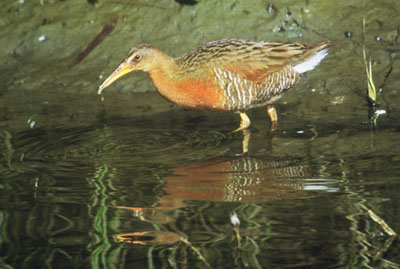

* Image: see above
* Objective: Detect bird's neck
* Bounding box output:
[147,50,180,83]
[146,49,221,110]
[146,50,189,102]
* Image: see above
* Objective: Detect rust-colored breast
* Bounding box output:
[173,77,226,110]
[149,69,226,111]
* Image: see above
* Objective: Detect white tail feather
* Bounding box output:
[293,48,329,74]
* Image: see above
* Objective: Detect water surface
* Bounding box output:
[1,91,399,268]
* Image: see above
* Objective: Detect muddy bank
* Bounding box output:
[0,0,399,132]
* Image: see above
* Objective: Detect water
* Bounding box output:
[1,90,399,268]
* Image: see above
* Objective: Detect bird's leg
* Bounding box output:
[242,129,250,154]
[267,105,278,132]
[232,112,251,133]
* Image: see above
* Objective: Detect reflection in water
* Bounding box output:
[115,231,181,245]
[164,156,311,204]
[115,155,341,267]
[1,109,400,268]
[121,156,339,216]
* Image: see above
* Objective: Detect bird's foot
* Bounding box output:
[230,112,250,133]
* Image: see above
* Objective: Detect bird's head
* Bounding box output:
[97,44,157,94]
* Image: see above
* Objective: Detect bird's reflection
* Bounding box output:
[114,155,331,244]
[162,156,309,204]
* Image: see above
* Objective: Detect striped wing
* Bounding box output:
[177,39,330,111]
[213,41,321,83]
[179,40,310,82]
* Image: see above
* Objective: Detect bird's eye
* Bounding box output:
[133,54,142,61]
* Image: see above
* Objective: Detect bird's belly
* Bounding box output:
[154,77,226,111]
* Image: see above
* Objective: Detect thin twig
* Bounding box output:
[372,235,396,260]
[360,204,397,236]
[110,1,168,9]
[180,237,211,268]
[75,7,128,65]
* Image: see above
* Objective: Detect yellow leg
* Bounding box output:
[267,105,278,132]
[242,129,250,154]
[232,112,251,133]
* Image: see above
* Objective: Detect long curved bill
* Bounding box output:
[97,62,133,95]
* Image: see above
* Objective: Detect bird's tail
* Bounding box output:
[293,41,330,74]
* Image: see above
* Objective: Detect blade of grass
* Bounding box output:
[362,18,377,105]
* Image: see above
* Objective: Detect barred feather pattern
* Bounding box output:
[177,39,309,73]
[221,157,307,202]
[174,39,325,111]
[213,65,299,111]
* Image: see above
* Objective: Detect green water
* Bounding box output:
[1,91,399,268]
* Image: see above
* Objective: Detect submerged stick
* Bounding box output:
[372,236,395,260]
[367,209,396,236]
[360,204,397,236]
[180,237,211,268]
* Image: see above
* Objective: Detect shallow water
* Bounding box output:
[1,90,399,268]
